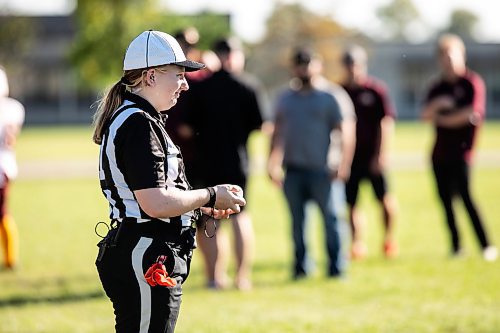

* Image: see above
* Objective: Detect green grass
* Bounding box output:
[15,125,98,162]
[1,122,499,332]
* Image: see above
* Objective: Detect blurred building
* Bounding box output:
[1,15,96,124]
[368,42,500,119]
[1,14,499,123]
[1,12,230,125]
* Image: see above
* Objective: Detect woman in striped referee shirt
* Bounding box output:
[92,30,246,333]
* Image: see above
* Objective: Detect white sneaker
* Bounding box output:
[483,246,498,262]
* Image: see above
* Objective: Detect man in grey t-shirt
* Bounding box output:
[268,48,355,278]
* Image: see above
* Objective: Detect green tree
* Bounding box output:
[444,9,479,41]
[71,0,231,90]
[70,0,163,89]
[376,0,421,41]
[157,12,231,51]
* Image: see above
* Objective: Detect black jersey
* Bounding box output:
[99,92,195,226]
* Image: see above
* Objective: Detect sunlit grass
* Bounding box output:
[0,123,499,332]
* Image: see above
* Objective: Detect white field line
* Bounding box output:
[17,150,500,180]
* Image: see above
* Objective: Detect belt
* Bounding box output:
[116,218,196,245]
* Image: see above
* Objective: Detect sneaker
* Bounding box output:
[383,240,398,259]
[483,246,498,262]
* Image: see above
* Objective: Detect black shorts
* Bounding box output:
[346,167,388,206]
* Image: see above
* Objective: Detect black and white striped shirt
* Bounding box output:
[99,91,195,226]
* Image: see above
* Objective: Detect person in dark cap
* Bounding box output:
[183,36,266,290]
[212,36,242,54]
[268,47,355,279]
[340,44,399,260]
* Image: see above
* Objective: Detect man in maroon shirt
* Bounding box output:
[422,34,497,261]
[341,45,398,260]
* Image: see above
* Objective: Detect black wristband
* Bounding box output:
[203,187,216,208]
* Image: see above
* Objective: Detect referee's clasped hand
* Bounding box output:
[214,184,246,214]
[199,207,232,219]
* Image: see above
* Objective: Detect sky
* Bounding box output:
[1,0,498,43]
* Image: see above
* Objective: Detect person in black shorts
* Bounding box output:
[341,45,398,259]
[93,30,247,333]
[183,37,265,290]
[421,34,497,261]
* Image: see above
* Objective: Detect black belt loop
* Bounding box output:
[110,218,124,246]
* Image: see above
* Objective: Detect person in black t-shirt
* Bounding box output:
[184,37,265,290]
[165,27,216,186]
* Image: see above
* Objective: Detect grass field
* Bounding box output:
[1,122,499,332]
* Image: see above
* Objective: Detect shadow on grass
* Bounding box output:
[0,289,105,308]
[0,273,105,308]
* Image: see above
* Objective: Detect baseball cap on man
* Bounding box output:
[123,30,205,72]
[212,37,242,54]
[292,48,314,65]
[342,45,367,66]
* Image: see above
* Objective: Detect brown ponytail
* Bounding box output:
[92,81,124,144]
[92,69,146,144]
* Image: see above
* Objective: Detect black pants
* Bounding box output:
[432,160,490,252]
[96,219,195,333]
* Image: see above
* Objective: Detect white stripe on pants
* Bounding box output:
[131,237,153,333]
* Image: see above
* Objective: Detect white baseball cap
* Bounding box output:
[123,30,205,72]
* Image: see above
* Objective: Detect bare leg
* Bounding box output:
[196,220,229,289]
[381,194,398,258]
[349,205,367,259]
[231,211,254,290]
